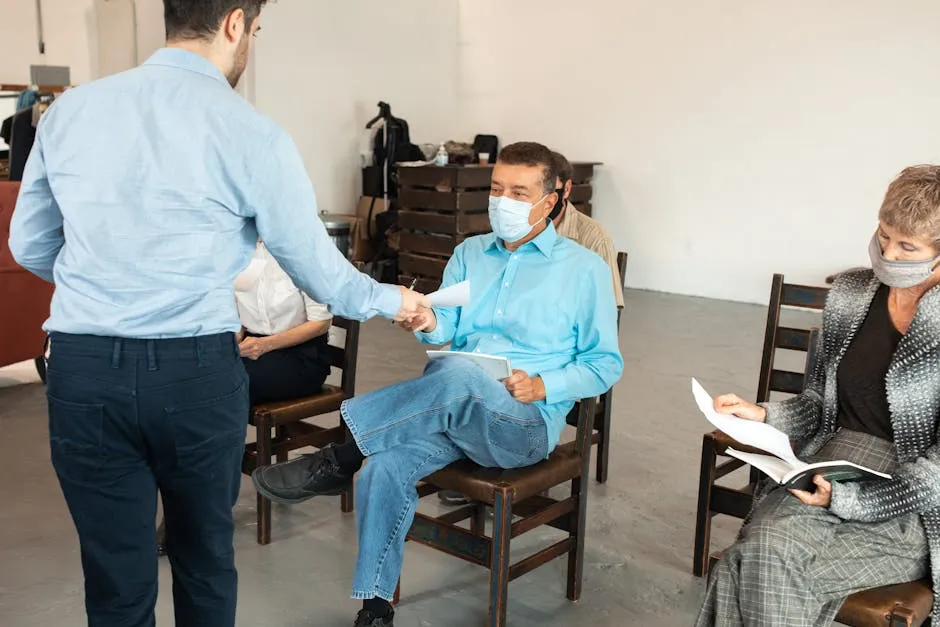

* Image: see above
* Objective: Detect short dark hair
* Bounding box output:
[164,0,268,41]
[496,142,557,195]
[551,151,573,186]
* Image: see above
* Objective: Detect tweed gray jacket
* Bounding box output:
[763,268,940,613]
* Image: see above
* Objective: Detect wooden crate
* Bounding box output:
[396,165,493,191]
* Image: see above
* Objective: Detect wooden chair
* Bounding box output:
[241,317,360,545]
[396,398,598,627]
[565,251,627,484]
[692,273,934,627]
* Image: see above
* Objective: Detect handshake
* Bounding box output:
[394,285,437,333]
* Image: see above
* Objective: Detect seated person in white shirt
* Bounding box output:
[235,239,334,403]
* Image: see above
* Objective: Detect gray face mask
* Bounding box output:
[868,234,940,288]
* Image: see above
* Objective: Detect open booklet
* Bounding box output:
[426,350,512,380]
[691,378,891,491]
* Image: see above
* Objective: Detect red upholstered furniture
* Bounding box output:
[0,181,53,377]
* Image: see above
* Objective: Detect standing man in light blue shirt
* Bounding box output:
[7,2,427,626]
[251,142,623,627]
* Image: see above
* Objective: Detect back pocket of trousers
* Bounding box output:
[164,380,249,477]
[48,396,106,472]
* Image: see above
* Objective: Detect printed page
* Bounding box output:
[692,378,800,464]
[726,448,799,484]
[428,281,470,308]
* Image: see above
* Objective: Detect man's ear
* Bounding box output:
[564,180,573,201]
[221,8,246,43]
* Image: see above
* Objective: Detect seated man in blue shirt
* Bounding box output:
[252,142,623,627]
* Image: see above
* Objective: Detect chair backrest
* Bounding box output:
[326,316,361,397]
[756,274,828,403]
[615,251,627,317]
[804,326,822,387]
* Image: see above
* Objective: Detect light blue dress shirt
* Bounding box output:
[418,224,624,451]
[8,48,400,338]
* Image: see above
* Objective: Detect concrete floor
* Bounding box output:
[0,289,819,626]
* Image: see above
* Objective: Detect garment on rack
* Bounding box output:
[16,90,37,111]
[0,115,12,146]
[8,107,36,181]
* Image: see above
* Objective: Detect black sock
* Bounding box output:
[332,440,365,474]
[362,597,393,618]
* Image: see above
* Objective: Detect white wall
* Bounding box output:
[457,0,940,303]
[0,0,96,84]
[252,0,460,215]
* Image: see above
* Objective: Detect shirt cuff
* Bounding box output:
[828,481,861,520]
[415,318,448,345]
[539,369,569,405]
[375,283,402,319]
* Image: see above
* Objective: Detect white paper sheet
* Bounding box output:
[426,350,512,380]
[691,378,799,464]
[427,280,470,308]
[233,258,265,291]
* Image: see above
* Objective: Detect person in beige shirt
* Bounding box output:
[550,151,625,308]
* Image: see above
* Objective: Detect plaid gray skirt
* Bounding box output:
[695,429,928,627]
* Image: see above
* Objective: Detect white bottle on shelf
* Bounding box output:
[434,143,448,167]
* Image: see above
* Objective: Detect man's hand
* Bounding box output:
[398,307,437,333]
[789,475,832,507]
[236,326,247,344]
[504,370,546,404]
[239,336,271,360]
[394,286,431,322]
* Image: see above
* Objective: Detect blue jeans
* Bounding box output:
[46,332,248,627]
[341,356,550,601]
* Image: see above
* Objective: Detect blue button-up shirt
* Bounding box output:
[418,225,623,451]
[9,48,399,338]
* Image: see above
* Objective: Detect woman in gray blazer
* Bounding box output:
[696,165,940,626]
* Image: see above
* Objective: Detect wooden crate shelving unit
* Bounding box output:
[396,162,599,292]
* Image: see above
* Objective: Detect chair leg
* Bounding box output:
[595,405,611,484]
[692,434,718,577]
[471,501,487,536]
[392,580,401,606]
[488,489,513,627]
[256,416,273,546]
[341,422,355,514]
[567,475,588,601]
[274,425,288,463]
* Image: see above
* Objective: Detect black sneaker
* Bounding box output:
[438,491,472,506]
[354,609,394,626]
[251,446,353,505]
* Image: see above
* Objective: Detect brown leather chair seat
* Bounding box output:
[249,384,348,425]
[838,580,933,627]
[426,441,581,504]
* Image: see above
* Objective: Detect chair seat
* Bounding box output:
[837,580,933,627]
[425,441,582,504]
[250,385,348,425]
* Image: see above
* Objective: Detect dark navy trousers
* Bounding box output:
[46,332,248,627]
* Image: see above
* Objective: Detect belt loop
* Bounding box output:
[110,338,123,369]
[146,340,158,372]
[196,338,206,368]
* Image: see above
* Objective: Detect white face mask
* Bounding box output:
[488,194,547,243]
[868,234,940,288]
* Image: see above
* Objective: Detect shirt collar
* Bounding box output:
[144,48,228,85]
[485,222,558,258]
